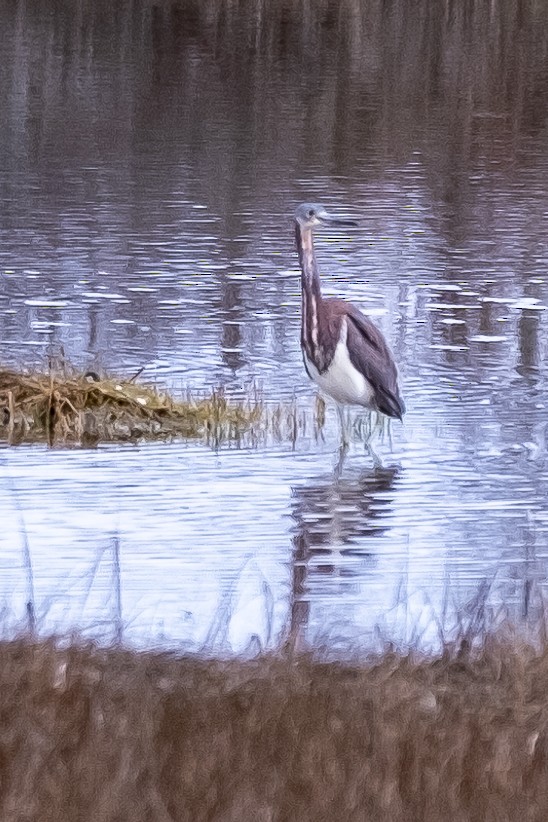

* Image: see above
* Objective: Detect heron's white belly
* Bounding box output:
[304,339,375,408]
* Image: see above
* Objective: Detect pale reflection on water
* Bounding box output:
[1,1,548,650]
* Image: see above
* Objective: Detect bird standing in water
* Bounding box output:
[294,202,404,454]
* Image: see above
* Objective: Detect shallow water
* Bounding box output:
[1,1,548,651]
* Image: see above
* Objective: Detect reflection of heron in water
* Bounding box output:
[294,203,405,457]
[286,465,399,650]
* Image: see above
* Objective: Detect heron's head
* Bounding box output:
[294,202,358,231]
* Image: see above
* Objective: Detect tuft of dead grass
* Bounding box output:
[0,366,326,448]
[0,366,270,447]
[1,637,548,820]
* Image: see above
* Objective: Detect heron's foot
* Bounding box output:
[366,440,383,469]
[362,413,383,467]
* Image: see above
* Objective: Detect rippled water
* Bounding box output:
[1,1,548,651]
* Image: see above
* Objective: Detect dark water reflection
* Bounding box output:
[1,1,548,650]
[288,466,398,649]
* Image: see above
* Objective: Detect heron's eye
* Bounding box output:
[308,209,314,218]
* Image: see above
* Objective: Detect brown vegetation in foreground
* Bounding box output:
[2,637,548,821]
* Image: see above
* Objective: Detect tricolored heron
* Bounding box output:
[295,202,405,451]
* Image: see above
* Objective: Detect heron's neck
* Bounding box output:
[296,224,327,364]
[295,225,322,301]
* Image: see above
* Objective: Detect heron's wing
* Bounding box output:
[343,303,405,419]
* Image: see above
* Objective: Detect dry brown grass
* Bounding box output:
[0,367,272,447]
[2,637,548,821]
[0,365,330,448]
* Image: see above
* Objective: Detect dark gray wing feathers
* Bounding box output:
[344,304,405,420]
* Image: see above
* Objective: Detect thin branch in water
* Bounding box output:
[128,367,145,384]
[112,534,123,645]
[4,471,37,636]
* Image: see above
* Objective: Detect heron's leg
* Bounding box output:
[366,439,382,469]
[337,404,350,448]
[364,411,383,468]
[386,416,394,450]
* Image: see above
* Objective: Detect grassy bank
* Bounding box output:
[0,366,318,447]
[3,637,548,820]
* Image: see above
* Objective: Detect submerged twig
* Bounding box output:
[112,534,123,646]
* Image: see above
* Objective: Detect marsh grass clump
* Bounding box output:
[2,636,548,820]
[0,366,269,446]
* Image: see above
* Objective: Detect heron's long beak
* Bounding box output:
[318,212,359,227]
